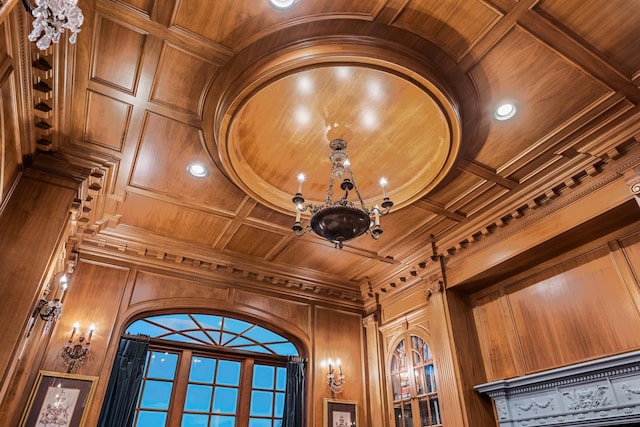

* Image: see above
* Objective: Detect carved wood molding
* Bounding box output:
[78,236,365,307]
[369,140,640,299]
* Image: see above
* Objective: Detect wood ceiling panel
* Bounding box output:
[172,0,382,50]
[150,44,220,115]
[84,91,132,152]
[91,15,147,93]
[537,0,640,78]
[275,238,370,280]
[113,0,153,17]
[469,27,612,173]
[247,204,294,229]
[130,112,246,213]
[427,170,485,211]
[393,0,501,61]
[118,193,232,245]
[450,183,509,217]
[224,224,288,259]
[348,205,440,253]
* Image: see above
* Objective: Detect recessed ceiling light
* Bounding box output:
[494,103,517,120]
[268,0,296,10]
[187,163,208,178]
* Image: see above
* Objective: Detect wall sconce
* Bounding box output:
[28,274,68,336]
[60,322,93,373]
[325,358,346,397]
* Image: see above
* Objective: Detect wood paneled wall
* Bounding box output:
[7,255,365,426]
[472,226,640,382]
[0,173,77,411]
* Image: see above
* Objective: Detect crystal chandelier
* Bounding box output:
[22,0,84,50]
[292,138,393,248]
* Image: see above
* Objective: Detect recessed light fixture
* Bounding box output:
[268,0,296,10]
[187,163,208,178]
[494,103,517,121]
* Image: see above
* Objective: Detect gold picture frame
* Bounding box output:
[19,370,98,427]
[324,398,358,427]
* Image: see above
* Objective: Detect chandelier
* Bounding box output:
[22,0,84,50]
[292,138,393,248]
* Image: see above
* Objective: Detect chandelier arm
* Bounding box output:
[325,172,335,205]
[21,0,34,13]
[348,169,368,211]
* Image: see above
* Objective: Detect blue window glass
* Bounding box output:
[211,415,235,427]
[147,352,178,380]
[189,357,216,383]
[136,410,167,426]
[181,413,208,427]
[140,380,173,410]
[217,360,241,386]
[276,367,286,390]
[213,387,238,413]
[250,390,274,416]
[249,419,272,427]
[129,313,301,427]
[184,384,212,412]
[253,365,275,389]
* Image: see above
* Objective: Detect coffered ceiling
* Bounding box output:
[14,0,640,308]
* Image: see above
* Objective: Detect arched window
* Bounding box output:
[389,334,441,426]
[126,313,300,427]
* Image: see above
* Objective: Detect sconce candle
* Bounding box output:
[69,322,79,342]
[325,357,346,397]
[87,324,95,344]
[297,173,305,194]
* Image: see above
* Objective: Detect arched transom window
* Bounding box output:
[126,313,300,427]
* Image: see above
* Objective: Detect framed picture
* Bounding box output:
[19,370,98,427]
[324,398,357,427]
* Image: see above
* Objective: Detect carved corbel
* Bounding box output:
[425,279,444,302]
[624,165,640,207]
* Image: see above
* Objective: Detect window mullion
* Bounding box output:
[236,358,255,427]
[167,349,192,427]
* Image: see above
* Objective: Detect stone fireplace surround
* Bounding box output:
[475,351,640,426]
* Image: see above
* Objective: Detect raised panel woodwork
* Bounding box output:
[41,260,131,375]
[172,0,380,50]
[381,286,429,323]
[0,174,77,400]
[313,307,364,427]
[130,112,246,211]
[427,169,486,211]
[116,0,154,17]
[150,44,220,115]
[1,79,19,199]
[469,27,612,174]
[537,0,640,78]
[84,90,132,151]
[129,271,230,306]
[223,224,288,258]
[91,15,147,92]
[476,244,640,378]
[233,290,311,337]
[275,238,371,279]
[393,0,501,61]
[619,231,640,289]
[118,192,233,245]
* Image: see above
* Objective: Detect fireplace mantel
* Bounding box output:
[475,351,640,426]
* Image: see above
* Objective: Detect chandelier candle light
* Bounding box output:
[60,322,93,373]
[23,0,84,50]
[326,358,346,397]
[292,138,393,248]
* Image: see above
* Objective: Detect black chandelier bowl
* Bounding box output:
[310,205,371,247]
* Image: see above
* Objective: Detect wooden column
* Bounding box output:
[363,313,387,427]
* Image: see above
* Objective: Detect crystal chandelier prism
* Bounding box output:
[23,0,84,50]
[292,138,393,248]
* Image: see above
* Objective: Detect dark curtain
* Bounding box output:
[282,357,306,427]
[97,336,149,427]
